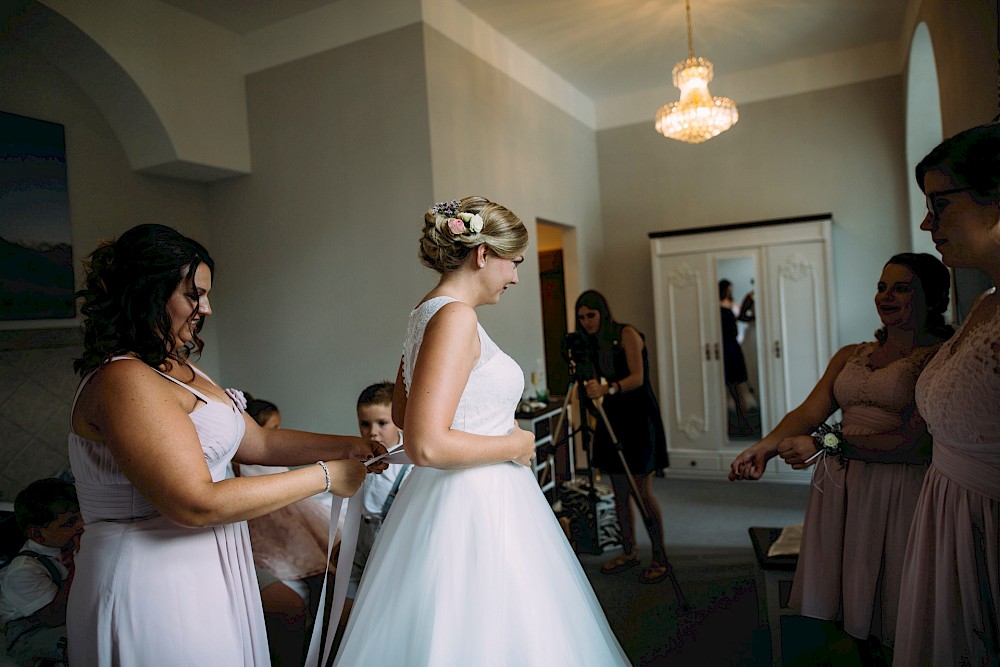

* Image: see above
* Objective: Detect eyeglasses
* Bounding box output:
[924,186,973,220]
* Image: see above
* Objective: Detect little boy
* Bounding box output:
[350,382,411,597]
[0,478,82,666]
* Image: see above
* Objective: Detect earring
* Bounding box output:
[479,262,485,268]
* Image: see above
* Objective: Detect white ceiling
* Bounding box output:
[163,0,910,102]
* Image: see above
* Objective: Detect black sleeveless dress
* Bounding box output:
[587,323,669,475]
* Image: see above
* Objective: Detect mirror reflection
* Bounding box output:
[717,257,762,440]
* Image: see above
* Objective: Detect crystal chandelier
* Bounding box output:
[654,0,738,143]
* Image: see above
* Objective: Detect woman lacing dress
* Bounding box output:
[67,357,269,666]
[896,291,1000,665]
[791,341,940,648]
[334,297,630,666]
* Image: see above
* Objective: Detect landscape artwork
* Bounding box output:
[0,110,74,321]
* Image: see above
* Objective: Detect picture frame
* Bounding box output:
[0,110,75,326]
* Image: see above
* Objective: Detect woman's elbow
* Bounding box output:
[403,435,443,468]
[155,492,225,528]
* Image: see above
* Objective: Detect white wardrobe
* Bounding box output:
[649,216,835,482]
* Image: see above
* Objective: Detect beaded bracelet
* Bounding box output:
[316,460,331,494]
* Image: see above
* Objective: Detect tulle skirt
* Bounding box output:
[334,462,630,666]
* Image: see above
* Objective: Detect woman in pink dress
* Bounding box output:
[894,122,1000,665]
[67,224,369,666]
[730,253,953,663]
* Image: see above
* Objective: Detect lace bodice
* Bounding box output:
[916,291,1000,447]
[834,342,940,424]
[402,296,524,438]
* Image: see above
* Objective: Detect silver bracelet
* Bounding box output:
[315,460,331,494]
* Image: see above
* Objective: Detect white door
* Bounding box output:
[651,251,724,471]
[764,240,831,479]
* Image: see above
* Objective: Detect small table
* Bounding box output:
[748,526,799,667]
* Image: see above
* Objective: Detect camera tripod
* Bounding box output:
[551,376,689,611]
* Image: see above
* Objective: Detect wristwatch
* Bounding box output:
[608,382,618,395]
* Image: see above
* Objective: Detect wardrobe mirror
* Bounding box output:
[715,255,763,440]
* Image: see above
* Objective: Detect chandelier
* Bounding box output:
[654,0,738,143]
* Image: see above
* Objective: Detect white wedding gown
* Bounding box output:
[334,296,630,666]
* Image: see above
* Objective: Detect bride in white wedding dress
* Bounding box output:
[334,197,631,666]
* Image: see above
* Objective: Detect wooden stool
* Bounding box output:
[749,527,799,666]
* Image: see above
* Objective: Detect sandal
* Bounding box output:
[601,553,640,574]
[641,561,670,584]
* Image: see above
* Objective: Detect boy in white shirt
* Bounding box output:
[349,382,410,597]
[0,478,82,666]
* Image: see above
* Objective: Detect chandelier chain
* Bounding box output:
[685,0,694,59]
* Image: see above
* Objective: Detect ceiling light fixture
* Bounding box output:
[654,0,738,143]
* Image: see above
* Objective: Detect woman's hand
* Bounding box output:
[363,442,390,474]
[509,422,537,468]
[728,443,772,480]
[777,435,819,469]
[325,459,367,497]
[583,379,608,399]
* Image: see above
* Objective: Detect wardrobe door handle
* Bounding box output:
[774,340,782,358]
[714,343,720,360]
[705,344,711,361]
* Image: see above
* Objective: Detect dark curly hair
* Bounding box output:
[74,224,215,376]
[874,252,955,344]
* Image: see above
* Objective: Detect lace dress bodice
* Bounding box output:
[916,291,1000,448]
[402,296,524,439]
[834,342,940,436]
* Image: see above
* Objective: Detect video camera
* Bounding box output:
[561,331,597,383]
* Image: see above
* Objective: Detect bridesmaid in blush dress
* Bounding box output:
[730,253,953,663]
[895,122,1000,666]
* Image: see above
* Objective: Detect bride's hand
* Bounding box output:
[509,423,537,467]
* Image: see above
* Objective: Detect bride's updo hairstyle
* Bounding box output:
[419,195,528,274]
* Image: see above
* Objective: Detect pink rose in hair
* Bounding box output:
[447,217,466,235]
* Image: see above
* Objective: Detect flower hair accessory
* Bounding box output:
[431,200,484,237]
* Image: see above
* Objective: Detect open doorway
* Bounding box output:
[537,222,569,396]
[536,220,581,398]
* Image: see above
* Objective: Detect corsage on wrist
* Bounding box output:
[806,422,846,464]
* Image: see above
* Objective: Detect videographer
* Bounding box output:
[572,290,670,584]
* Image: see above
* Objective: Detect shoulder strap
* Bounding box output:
[72,355,213,405]
[148,367,213,404]
[71,355,139,414]
[14,550,62,587]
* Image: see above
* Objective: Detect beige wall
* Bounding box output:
[916,0,997,136]
[206,25,434,435]
[597,77,909,390]
[0,37,216,498]
[423,25,604,379]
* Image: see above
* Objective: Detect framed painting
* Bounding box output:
[0,110,74,322]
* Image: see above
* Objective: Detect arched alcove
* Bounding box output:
[2,1,248,181]
[905,22,943,256]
